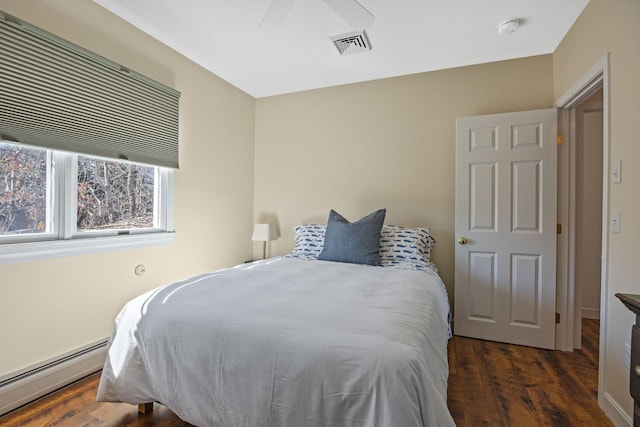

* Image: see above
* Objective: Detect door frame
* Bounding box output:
[554,53,610,404]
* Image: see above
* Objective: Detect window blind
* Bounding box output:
[0,11,180,168]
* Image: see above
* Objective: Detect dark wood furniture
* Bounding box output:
[616,293,640,427]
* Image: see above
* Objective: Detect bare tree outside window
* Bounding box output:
[77,156,155,231]
[1,142,159,239]
[0,142,48,235]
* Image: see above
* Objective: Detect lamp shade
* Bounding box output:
[251,223,277,242]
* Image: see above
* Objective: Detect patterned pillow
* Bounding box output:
[288,224,326,260]
[379,225,436,269]
[288,223,436,271]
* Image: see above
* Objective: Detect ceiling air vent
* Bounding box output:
[330,30,372,55]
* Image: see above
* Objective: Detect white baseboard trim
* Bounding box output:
[582,307,601,319]
[600,391,632,427]
[0,339,108,417]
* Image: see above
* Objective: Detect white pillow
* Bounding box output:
[288,223,435,269]
[379,225,435,270]
[288,224,326,260]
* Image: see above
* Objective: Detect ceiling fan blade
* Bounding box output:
[259,0,295,31]
[322,0,375,29]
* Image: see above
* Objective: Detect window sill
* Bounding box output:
[0,232,174,266]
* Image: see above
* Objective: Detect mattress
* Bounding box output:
[97,257,454,426]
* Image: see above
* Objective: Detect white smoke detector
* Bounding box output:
[498,19,520,35]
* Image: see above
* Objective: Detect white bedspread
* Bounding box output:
[97,257,454,426]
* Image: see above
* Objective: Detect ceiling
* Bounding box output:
[92,0,590,98]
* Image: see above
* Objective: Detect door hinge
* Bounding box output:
[556,313,560,324]
[557,134,564,145]
[557,223,562,234]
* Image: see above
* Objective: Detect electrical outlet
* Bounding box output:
[625,343,631,369]
[134,264,146,276]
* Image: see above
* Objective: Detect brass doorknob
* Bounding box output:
[457,236,468,245]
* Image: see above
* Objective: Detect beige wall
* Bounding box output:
[254,55,554,295]
[0,0,256,377]
[3,0,637,423]
[554,0,640,421]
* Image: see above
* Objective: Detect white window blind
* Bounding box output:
[0,11,180,168]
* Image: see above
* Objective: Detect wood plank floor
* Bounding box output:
[0,319,613,426]
[447,318,612,426]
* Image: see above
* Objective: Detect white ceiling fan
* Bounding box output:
[259,0,375,31]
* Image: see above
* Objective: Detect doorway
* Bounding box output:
[555,55,610,359]
[572,88,604,349]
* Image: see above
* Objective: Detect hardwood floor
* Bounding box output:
[0,374,191,427]
[448,318,612,426]
[0,319,613,426]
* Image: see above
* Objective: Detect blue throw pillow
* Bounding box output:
[318,208,386,266]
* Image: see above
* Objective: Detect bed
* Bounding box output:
[97,213,455,426]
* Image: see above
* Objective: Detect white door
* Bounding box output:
[454,108,557,349]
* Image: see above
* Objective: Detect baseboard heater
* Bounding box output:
[0,339,108,417]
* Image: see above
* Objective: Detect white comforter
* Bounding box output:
[97,257,454,427]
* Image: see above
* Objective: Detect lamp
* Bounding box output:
[251,223,277,259]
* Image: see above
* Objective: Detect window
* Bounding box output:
[0,12,179,265]
[76,156,157,233]
[0,140,174,264]
[0,142,49,237]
